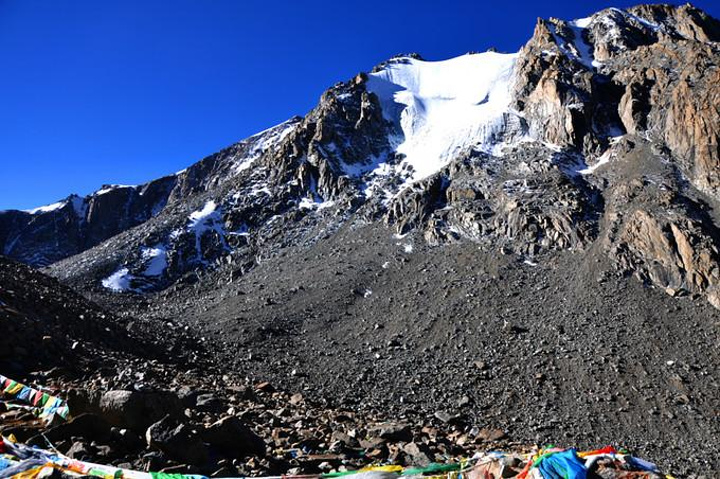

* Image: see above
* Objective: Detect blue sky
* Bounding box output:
[1,1,718,210]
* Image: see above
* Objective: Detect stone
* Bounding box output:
[201,416,266,458]
[146,415,209,466]
[36,413,113,445]
[367,423,412,443]
[254,382,275,393]
[66,441,91,460]
[98,390,183,432]
[434,411,453,423]
[195,393,224,412]
[477,428,507,442]
[402,442,434,466]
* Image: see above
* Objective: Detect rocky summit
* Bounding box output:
[0,3,719,478]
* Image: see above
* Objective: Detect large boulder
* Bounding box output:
[97,390,183,432]
[146,415,209,466]
[201,416,265,458]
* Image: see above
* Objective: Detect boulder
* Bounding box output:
[402,442,434,466]
[194,393,225,412]
[201,416,266,457]
[146,415,209,466]
[98,390,183,432]
[367,423,413,443]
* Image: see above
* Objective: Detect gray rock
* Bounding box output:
[146,415,209,466]
[99,390,183,432]
[402,442,434,466]
[367,423,412,443]
[201,416,265,457]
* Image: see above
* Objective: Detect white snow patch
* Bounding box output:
[96,184,135,196]
[186,200,228,264]
[250,185,272,196]
[366,52,522,187]
[299,197,335,210]
[578,150,613,175]
[24,200,67,215]
[399,243,413,253]
[189,200,218,227]
[550,22,601,69]
[140,244,168,276]
[102,268,136,292]
[227,223,250,237]
[609,7,661,32]
[572,16,593,28]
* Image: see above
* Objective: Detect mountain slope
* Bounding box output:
[0,256,143,375]
[0,119,299,267]
[33,3,720,312]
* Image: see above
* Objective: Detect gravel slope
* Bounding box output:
[113,223,720,475]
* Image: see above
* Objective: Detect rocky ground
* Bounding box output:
[3,223,719,476]
[20,222,712,476]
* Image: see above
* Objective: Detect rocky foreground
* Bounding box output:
[1,236,718,477]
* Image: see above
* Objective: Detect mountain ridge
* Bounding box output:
[2,3,717,311]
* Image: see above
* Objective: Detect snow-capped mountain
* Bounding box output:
[3,3,720,309]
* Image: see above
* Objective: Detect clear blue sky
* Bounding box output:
[2,1,718,210]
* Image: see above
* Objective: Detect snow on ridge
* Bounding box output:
[570,8,661,32]
[561,7,665,70]
[365,52,522,189]
[233,119,299,174]
[571,16,593,29]
[96,184,136,196]
[24,200,67,215]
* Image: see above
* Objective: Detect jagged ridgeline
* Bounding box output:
[1,4,719,307]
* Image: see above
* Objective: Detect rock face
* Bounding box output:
[0,119,301,267]
[3,4,720,310]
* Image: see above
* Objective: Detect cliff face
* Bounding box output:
[4,4,720,309]
[507,5,720,307]
[0,120,300,267]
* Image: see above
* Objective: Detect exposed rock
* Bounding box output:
[146,415,209,466]
[367,423,412,443]
[201,416,265,458]
[98,390,184,432]
[402,442,434,466]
